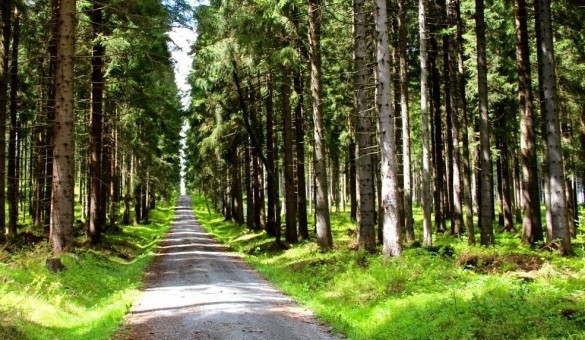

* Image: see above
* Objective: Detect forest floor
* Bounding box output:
[115,195,339,340]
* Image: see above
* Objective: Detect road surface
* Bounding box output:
[117,195,339,340]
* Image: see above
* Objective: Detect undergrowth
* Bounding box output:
[0,206,174,340]
[194,195,585,339]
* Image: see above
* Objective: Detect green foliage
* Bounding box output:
[193,195,585,339]
[0,207,174,340]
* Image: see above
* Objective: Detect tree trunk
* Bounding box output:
[308,0,332,250]
[475,0,495,245]
[353,0,376,252]
[375,0,402,257]
[397,0,414,242]
[282,67,298,243]
[0,0,11,237]
[50,0,76,257]
[292,5,309,240]
[265,71,278,237]
[7,9,19,238]
[534,0,570,253]
[88,0,104,243]
[123,152,131,225]
[419,0,433,247]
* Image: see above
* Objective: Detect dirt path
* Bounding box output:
[117,195,339,340]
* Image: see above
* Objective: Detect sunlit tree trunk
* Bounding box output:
[419,0,433,247]
[534,0,570,253]
[375,0,402,257]
[50,0,76,258]
[308,0,332,250]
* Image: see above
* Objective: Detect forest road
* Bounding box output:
[116,195,340,340]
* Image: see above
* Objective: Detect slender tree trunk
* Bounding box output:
[308,0,332,250]
[353,0,376,252]
[292,5,309,240]
[475,0,495,245]
[50,0,76,258]
[397,0,414,242]
[0,0,11,236]
[245,140,254,229]
[265,71,278,237]
[419,0,433,247]
[534,0,570,253]
[122,152,131,225]
[514,0,540,242]
[282,67,298,243]
[88,0,104,243]
[375,0,402,257]
[7,9,19,238]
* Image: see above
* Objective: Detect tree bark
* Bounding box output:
[475,0,495,245]
[293,59,309,240]
[0,0,11,237]
[50,0,76,257]
[419,0,433,247]
[308,0,333,250]
[265,71,278,237]
[514,0,543,244]
[282,67,298,243]
[89,0,104,243]
[534,0,570,253]
[353,0,376,252]
[7,8,19,238]
[375,0,402,257]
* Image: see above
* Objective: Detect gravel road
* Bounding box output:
[117,195,340,340]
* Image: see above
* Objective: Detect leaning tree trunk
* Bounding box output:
[534,0,570,253]
[475,0,494,245]
[88,0,104,243]
[353,0,376,252]
[419,0,433,247]
[50,0,76,258]
[308,0,333,250]
[375,0,402,257]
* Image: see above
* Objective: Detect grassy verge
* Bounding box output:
[193,195,585,339]
[0,206,174,340]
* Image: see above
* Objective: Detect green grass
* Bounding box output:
[0,206,175,340]
[193,195,585,339]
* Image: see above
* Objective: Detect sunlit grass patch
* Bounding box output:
[0,206,175,340]
[194,194,585,339]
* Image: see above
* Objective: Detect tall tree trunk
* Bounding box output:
[429,25,446,234]
[397,0,414,242]
[122,152,131,225]
[282,67,298,243]
[419,0,433,247]
[456,0,474,244]
[375,0,402,257]
[294,85,309,239]
[308,0,332,250]
[265,71,278,237]
[534,0,570,253]
[88,0,104,243]
[514,0,543,244]
[446,0,464,236]
[475,0,495,245]
[245,140,254,229]
[50,0,76,258]
[0,0,11,236]
[7,9,19,238]
[353,0,376,252]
